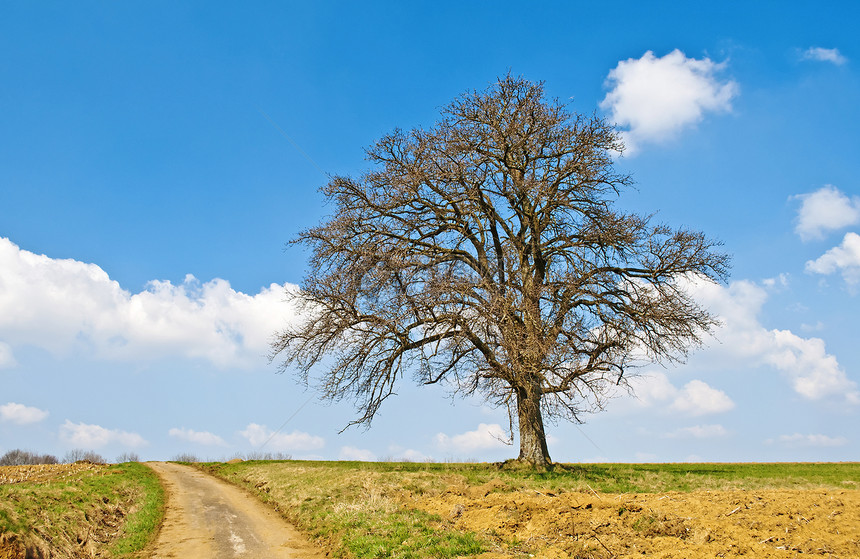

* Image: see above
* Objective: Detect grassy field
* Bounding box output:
[202,460,860,558]
[0,461,164,558]
[3,460,856,558]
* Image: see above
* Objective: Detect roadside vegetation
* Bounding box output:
[0,459,164,558]
[202,460,860,558]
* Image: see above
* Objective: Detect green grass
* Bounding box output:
[0,462,165,558]
[109,462,165,557]
[455,461,860,493]
[201,460,859,559]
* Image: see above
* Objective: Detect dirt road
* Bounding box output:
[147,462,324,558]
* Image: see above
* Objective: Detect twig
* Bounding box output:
[726,506,743,516]
[759,536,777,544]
[586,484,603,500]
[592,534,615,558]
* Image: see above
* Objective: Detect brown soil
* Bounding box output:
[406,480,860,558]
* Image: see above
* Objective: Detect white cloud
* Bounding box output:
[801,47,848,65]
[168,427,227,446]
[59,419,147,448]
[434,423,510,453]
[766,329,859,401]
[0,402,49,425]
[630,371,679,406]
[687,278,860,405]
[0,237,300,369]
[631,373,734,416]
[792,185,860,241]
[0,342,16,369]
[600,49,738,151]
[767,433,848,447]
[664,424,728,439]
[670,380,736,416]
[629,276,859,407]
[239,423,324,451]
[339,446,376,461]
[761,274,789,289]
[806,232,860,287]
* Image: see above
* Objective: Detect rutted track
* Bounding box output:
[147,462,324,558]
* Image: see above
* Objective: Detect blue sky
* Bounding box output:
[1,1,859,463]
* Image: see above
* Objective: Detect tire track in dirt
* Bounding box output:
[147,462,324,558]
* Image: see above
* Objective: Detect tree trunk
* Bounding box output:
[516,380,552,467]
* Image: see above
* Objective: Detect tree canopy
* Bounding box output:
[273,75,730,466]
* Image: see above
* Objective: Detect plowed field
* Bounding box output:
[0,462,105,485]
[408,480,860,558]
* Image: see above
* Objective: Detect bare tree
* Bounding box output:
[62,449,106,464]
[273,75,729,466]
[116,451,141,463]
[0,449,59,465]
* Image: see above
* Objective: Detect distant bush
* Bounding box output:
[62,449,106,464]
[0,449,59,466]
[172,453,200,463]
[243,451,292,461]
[116,452,141,463]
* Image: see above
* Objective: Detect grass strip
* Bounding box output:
[110,462,165,557]
[450,461,860,493]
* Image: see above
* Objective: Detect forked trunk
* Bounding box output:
[516,380,551,467]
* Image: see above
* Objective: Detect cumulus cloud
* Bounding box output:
[801,47,848,65]
[434,423,510,453]
[239,423,324,451]
[600,49,738,151]
[339,446,376,461]
[806,232,860,288]
[0,402,49,425]
[59,420,147,448]
[664,424,728,439]
[792,185,860,241]
[632,373,734,416]
[168,427,227,446]
[0,237,300,369]
[766,433,848,447]
[631,277,859,406]
[670,380,736,416]
[688,278,860,405]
